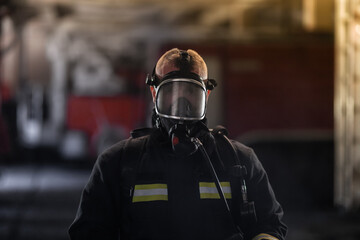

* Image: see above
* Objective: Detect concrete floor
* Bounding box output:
[0,163,90,240]
[0,162,359,240]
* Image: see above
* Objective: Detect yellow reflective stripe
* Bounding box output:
[225,193,232,199]
[134,183,167,190]
[200,193,221,199]
[252,233,279,240]
[133,195,168,203]
[199,182,232,199]
[199,182,231,188]
[132,184,168,203]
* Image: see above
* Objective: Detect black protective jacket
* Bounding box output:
[69,127,287,240]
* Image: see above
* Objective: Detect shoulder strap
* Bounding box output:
[212,126,247,177]
[123,127,153,174]
[130,128,154,138]
[211,125,257,230]
[121,134,149,199]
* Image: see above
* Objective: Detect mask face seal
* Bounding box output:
[155,78,207,121]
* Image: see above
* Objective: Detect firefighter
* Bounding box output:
[69,48,287,240]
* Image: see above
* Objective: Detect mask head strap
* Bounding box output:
[145,50,218,90]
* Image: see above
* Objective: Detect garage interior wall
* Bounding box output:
[335,0,360,211]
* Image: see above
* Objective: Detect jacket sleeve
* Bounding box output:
[234,142,287,240]
[68,142,124,240]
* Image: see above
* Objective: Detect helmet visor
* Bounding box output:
[155,79,207,121]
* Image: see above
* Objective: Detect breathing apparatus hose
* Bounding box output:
[191,138,231,213]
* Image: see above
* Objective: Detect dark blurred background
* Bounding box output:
[0,0,359,239]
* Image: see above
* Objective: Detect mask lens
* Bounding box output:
[156,80,206,120]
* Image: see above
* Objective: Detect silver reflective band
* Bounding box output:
[199,182,232,199]
[133,189,168,197]
[155,78,207,121]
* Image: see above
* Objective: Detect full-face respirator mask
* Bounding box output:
[146,51,217,156]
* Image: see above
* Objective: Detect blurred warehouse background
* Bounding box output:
[0,0,360,239]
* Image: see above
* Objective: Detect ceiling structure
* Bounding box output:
[9,0,311,41]
[1,0,334,89]
[0,0,334,96]
[8,0,330,68]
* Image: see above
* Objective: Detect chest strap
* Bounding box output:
[121,134,149,202]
